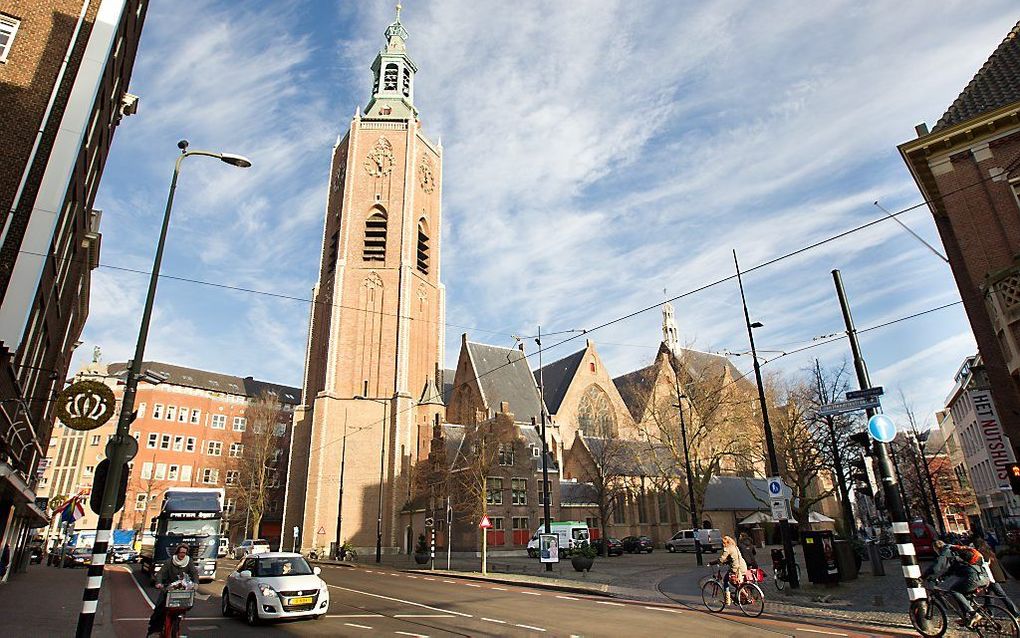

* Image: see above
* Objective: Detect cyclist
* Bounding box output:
[709,535,747,605]
[924,539,990,629]
[147,544,200,637]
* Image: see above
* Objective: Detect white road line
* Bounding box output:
[491,586,508,591]
[596,601,624,606]
[464,583,482,587]
[395,632,429,637]
[442,579,457,583]
[394,614,455,618]
[515,624,547,632]
[406,575,419,579]
[326,583,473,618]
[115,617,224,621]
[421,577,435,581]
[364,570,375,573]
[644,606,683,614]
[521,591,541,596]
[481,618,507,624]
[326,614,384,618]
[121,566,155,610]
[345,623,373,630]
[556,595,579,601]
[796,629,849,637]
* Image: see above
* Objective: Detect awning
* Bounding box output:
[738,511,799,525]
[0,460,49,527]
[808,512,835,523]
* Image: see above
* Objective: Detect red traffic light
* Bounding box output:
[1010,463,1020,495]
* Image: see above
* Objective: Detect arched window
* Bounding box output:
[364,209,387,262]
[402,68,411,97]
[416,218,430,275]
[383,63,398,91]
[577,384,616,436]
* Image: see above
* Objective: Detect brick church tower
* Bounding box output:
[283,5,445,555]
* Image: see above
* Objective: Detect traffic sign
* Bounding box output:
[846,386,884,400]
[479,515,492,529]
[54,380,116,431]
[818,396,881,417]
[867,414,897,443]
[89,459,128,514]
[425,517,434,527]
[770,498,791,521]
[106,435,139,463]
[767,476,783,497]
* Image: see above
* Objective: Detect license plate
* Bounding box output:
[289,596,314,605]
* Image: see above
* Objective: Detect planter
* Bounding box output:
[414,553,430,565]
[571,555,594,572]
[999,553,1020,580]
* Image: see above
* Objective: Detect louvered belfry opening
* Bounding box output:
[383,63,398,91]
[416,219,430,274]
[364,211,387,261]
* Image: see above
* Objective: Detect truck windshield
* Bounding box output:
[166,519,218,536]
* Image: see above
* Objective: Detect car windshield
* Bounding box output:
[166,519,218,536]
[73,548,91,555]
[255,557,313,577]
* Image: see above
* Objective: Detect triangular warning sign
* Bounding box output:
[317,526,326,534]
[479,515,492,529]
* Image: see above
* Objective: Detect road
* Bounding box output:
[105,561,912,637]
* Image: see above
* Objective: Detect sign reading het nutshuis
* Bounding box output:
[972,388,1020,511]
[54,380,116,431]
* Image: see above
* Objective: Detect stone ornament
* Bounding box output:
[364,271,383,289]
[55,380,117,431]
[332,161,346,192]
[418,155,435,193]
[364,137,395,177]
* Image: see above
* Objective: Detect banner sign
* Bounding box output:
[539,534,559,563]
[972,389,1018,490]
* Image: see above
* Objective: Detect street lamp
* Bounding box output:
[76,141,249,638]
[671,380,703,566]
[733,250,799,589]
[354,393,388,563]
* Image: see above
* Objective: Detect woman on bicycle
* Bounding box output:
[709,535,747,605]
[147,544,200,637]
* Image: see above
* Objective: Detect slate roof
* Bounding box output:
[560,481,598,506]
[533,348,586,415]
[465,341,544,423]
[703,476,770,511]
[932,20,1020,132]
[580,435,680,476]
[107,361,301,404]
[442,368,456,406]
[440,422,558,473]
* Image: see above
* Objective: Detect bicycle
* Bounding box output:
[771,549,801,592]
[910,578,1019,638]
[161,575,196,638]
[701,568,766,618]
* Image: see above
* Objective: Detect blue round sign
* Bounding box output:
[868,414,897,443]
[768,480,781,495]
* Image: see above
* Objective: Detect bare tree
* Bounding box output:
[228,391,287,540]
[449,419,515,525]
[573,420,635,556]
[128,453,168,534]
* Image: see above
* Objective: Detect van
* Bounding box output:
[665,528,722,553]
[526,522,590,557]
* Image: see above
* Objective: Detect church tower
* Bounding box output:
[283,5,445,555]
[662,301,679,356]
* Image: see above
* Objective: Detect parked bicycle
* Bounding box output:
[701,567,765,618]
[910,578,1019,638]
[771,548,801,592]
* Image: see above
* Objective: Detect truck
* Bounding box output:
[526,521,590,558]
[140,487,223,583]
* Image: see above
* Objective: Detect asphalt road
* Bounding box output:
[105,561,911,637]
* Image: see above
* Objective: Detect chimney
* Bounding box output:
[500,401,510,413]
[914,122,929,137]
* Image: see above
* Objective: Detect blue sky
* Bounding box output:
[77,1,1019,429]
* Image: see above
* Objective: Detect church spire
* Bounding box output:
[662,299,679,356]
[366,2,418,119]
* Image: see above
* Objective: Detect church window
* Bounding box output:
[383,63,398,91]
[402,67,411,97]
[416,218,430,274]
[576,384,616,436]
[364,210,387,261]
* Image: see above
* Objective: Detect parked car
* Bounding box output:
[222,552,329,625]
[621,535,654,554]
[233,539,271,559]
[64,547,93,568]
[665,528,722,553]
[592,537,623,556]
[111,545,139,563]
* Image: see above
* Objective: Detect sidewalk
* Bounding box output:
[0,563,115,636]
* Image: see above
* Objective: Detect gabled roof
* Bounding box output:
[560,481,598,506]
[612,364,659,423]
[533,348,586,415]
[107,361,301,403]
[579,435,679,476]
[933,20,1020,132]
[465,341,544,423]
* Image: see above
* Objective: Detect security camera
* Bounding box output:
[120,93,139,117]
[177,140,189,151]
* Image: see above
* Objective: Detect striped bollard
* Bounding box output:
[76,516,113,638]
[430,528,435,570]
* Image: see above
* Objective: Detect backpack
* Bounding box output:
[950,545,982,565]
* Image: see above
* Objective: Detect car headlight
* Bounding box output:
[258,584,278,598]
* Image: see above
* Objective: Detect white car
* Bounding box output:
[232,538,271,559]
[221,552,329,625]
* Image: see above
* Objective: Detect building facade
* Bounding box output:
[899,20,1020,454]
[38,359,299,548]
[0,0,147,578]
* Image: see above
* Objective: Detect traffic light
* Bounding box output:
[1009,463,1020,495]
[848,456,873,497]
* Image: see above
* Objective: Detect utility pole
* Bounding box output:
[334,409,348,559]
[536,326,553,572]
[670,359,702,565]
[734,250,798,588]
[832,269,926,615]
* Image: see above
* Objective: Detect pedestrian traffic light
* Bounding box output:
[1009,463,1020,495]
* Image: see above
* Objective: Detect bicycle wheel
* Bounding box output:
[737,582,765,618]
[879,545,895,560]
[701,580,726,613]
[909,598,948,638]
[976,602,1019,638]
[774,570,786,591]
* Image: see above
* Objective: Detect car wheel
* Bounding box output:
[246,596,260,626]
[221,589,233,617]
[667,545,675,553]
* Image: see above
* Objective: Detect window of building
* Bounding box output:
[168,465,179,481]
[590,361,596,373]
[225,470,239,486]
[486,517,505,546]
[0,16,20,64]
[152,404,164,419]
[416,218,430,274]
[577,384,617,436]
[146,433,158,449]
[657,491,670,524]
[172,436,184,452]
[268,471,281,488]
[225,498,236,514]
[155,463,166,480]
[181,465,192,483]
[90,434,100,445]
[364,210,387,261]
[185,437,196,452]
[486,477,503,505]
[211,414,226,429]
[160,434,171,450]
[511,478,527,505]
[274,423,287,437]
[179,408,188,422]
[207,441,222,456]
[134,493,147,511]
[229,442,243,457]
[613,493,626,524]
[166,406,176,421]
[190,409,201,424]
[637,490,648,524]
[498,444,514,467]
[202,468,218,484]
[138,403,146,418]
[383,62,398,91]
[539,480,552,505]
[585,517,601,540]
[233,416,246,432]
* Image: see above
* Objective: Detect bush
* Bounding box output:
[573,540,597,560]
[415,533,429,555]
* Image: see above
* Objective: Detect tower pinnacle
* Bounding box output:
[662,299,679,356]
[367,1,417,119]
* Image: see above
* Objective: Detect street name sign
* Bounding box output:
[818,396,881,417]
[846,386,884,400]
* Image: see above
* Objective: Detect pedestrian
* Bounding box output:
[974,537,1020,616]
[738,532,758,569]
[147,544,200,637]
[708,536,748,606]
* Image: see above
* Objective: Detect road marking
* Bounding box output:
[326,583,472,617]
[796,630,849,637]
[421,577,435,581]
[521,591,541,596]
[121,566,155,610]
[345,623,373,630]
[394,614,454,618]
[364,569,374,573]
[395,632,429,637]
[644,606,683,614]
[482,618,507,624]
[464,583,481,587]
[596,601,624,606]
[326,614,384,618]
[515,624,547,632]
[406,575,419,579]
[491,587,508,591]
[442,579,457,583]
[556,595,579,601]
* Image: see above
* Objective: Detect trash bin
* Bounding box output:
[832,539,858,581]
[801,530,840,585]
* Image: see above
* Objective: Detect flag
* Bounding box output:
[61,496,85,524]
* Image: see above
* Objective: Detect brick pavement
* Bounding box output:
[0,562,115,637]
